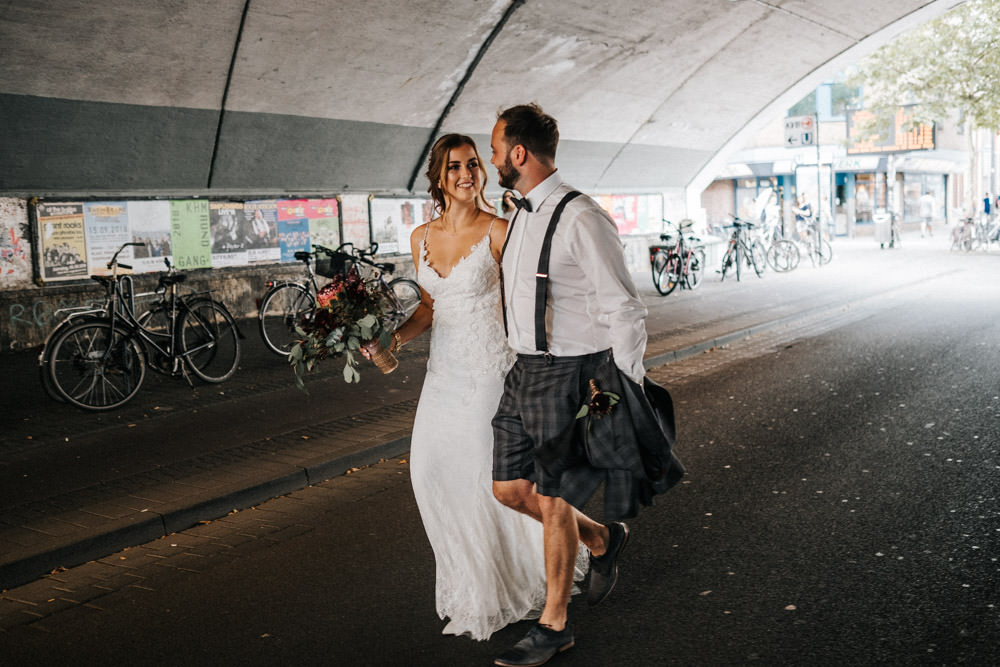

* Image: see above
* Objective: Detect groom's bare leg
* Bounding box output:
[537,494,577,630]
[493,479,611,556]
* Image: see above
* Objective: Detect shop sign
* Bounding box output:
[846,106,935,154]
[832,156,881,172]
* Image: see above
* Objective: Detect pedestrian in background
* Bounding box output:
[919,190,935,237]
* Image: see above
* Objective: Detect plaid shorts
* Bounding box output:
[492,350,610,497]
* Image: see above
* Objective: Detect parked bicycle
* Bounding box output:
[258,242,421,355]
[795,219,834,266]
[44,242,242,411]
[649,219,705,295]
[969,216,1000,252]
[719,218,764,281]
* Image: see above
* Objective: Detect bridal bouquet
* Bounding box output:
[288,268,396,388]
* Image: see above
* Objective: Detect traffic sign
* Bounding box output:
[784,115,816,147]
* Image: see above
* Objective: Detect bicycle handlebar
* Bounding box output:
[107,241,146,269]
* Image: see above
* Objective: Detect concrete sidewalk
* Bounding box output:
[0,235,964,591]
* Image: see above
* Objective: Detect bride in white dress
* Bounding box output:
[380,134,551,641]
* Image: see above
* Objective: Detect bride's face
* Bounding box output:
[442,144,483,206]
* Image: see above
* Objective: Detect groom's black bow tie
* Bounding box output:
[513,197,533,213]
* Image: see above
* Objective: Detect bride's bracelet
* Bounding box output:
[391,331,404,353]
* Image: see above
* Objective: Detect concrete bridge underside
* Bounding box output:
[0,0,963,209]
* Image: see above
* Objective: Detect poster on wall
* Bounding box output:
[340,194,371,250]
[210,201,249,267]
[170,200,212,270]
[244,200,280,263]
[36,202,88,281]
[83,201,131,274]
[612,195,638,234]
[127,200,172,273]
[277,200,310,263]
[370,197,433,255]
[0,198,31,286]
[305,198,340,251]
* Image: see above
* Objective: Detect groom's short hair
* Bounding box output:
[497,103,558,162]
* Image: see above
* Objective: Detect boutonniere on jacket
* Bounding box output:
[576,379,620,420]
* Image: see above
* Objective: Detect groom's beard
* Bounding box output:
[497,154,519,190]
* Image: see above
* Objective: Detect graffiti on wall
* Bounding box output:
[0,198,32,287]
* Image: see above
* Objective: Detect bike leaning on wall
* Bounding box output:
[43,242,243,411]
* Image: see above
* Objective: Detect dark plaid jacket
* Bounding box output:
[536,356,685,521]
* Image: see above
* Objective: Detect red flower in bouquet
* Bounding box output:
[288,268,393,388]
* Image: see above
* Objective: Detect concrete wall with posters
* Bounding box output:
[0,191,670,351]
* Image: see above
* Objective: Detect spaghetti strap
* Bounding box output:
[486,215,498,236]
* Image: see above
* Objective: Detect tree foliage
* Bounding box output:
[849,0,1000,132]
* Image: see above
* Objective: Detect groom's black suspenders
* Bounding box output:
[499,190,583,354]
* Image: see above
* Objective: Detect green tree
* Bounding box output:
[849,0,1000,213]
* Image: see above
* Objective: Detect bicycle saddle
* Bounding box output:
[294,251,311,261]
[157,274,187,288]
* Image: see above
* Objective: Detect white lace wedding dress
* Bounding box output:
[409,226,548,641]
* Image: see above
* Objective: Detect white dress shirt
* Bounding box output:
[502,171,648,384]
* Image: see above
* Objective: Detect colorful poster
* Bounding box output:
[210,201,248,267]
[340,194,371,250]
[83,201,130,274]
[305,198,340,253]
[610,195,638,234]
[170,200,211,270]
[370,197,433,255]
[127,200,172,273]
[277,200,310,263]
[0,198,31,286]
[244,200,280,263]
[36,202,88,281]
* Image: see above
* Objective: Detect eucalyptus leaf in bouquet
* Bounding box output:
[288,268,395,389]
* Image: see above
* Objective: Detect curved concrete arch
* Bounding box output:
[0,0,964,206]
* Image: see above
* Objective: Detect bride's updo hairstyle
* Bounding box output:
[426,133,493,215]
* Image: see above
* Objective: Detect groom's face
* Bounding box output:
[490,121,520,191]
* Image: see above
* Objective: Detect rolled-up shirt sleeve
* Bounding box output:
[566,206,648,384]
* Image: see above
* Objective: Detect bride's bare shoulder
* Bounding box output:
[410,219,437,243]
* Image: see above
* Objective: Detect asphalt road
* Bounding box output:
[2,238,997,665]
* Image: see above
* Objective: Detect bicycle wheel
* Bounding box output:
[687,248,706,289]
[182,299,241,383]
[48,319,146,411]
[389,278,421,320]
[747,243,764,277]
[720,245,736,281]
[750,240,768,274]
[259,283,313,355]
[650,251,668,288]
[658,253,684,296]
[817,240,834,265]
[655,253,682,296]
[39,315,104,402]
[767,240,800,273]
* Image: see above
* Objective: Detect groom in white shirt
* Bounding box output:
[489,103,648,667]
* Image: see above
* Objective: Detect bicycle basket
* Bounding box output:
[314,248,355,278]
